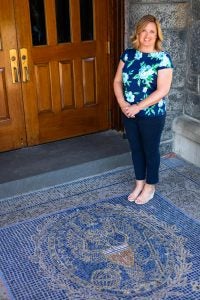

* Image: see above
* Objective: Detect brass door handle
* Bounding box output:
[9,49,20,83]
[20,48,30,82]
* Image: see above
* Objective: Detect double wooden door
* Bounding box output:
[0,0,110,152]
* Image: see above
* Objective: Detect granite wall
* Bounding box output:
[185,0,200,120]
[124,0,199,155]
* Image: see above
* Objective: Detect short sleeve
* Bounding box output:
[120,49,129,63]
[158,52,174,70]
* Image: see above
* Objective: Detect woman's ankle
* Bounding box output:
[143,183,155,192]
[135,179,145,188]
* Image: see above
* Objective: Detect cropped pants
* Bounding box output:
[123,114,166,184]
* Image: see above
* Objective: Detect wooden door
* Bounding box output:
[0,1,27,151]
[0,0,110,152]
[15,0,110,145]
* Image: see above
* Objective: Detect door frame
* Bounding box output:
[109,0,124,131]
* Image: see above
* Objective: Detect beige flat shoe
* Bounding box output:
[128,189,144,202]
[128,180,145,202]
[128,192,138,202]
[135,191,155,205]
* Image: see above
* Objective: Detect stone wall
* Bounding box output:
[185,0,200,120]
[124,0,190,155]
[172,0,200,166]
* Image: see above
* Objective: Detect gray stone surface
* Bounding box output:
[184,92,200,120]
[191,0,200,20]
[0,130,132,198]
[162,29,187,63]
[172,64,186,88]
[160,140,173,155]
[173,115,200,167]
[168,89,185,113]
[162,114,177,141]
[173,134,200,167]
[173,115,200,143]
[127,2,189,29]
[185,2,200,123]
[188,22,200,73]
[186,73,200,94]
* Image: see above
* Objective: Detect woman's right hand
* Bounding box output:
[121,103,131,117]
[125,104,140,118]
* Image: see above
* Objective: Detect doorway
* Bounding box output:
[0,0,123,152]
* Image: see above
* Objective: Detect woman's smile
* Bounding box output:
[139,22,157,52]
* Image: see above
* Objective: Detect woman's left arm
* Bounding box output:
[125,68,173,117]
[137,68,173,110]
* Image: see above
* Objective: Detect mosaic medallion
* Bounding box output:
[30,202,192,299]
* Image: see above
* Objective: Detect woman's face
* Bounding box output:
[138,22,157,50]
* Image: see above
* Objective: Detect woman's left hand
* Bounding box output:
[125,104,140,118]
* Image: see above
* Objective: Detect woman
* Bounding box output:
[113,15,173,204]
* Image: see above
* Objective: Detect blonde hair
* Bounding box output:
[131,15,163,51]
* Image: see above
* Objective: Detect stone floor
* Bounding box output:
[0,157,199,300]
[0,130,200,300]
[0,129,199,222]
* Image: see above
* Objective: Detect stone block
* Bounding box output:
[188,22,200,73]
[192,0,200,20]
[162,109,183,142]
[172,64,186,88]
[161,89,185,141]
[186,73,200,94]
[162,116,173,141]
[184,91,200,120]
[173,115,200,143]
[167,88,185,112]
[163,29,187,63]
[172,115,200,166]
[173,133,200,167]
[160,140,173,155]
[126,2,189,30]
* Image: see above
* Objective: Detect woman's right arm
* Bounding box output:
[113,60,130,115]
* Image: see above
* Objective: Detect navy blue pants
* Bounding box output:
[123,114,166,184]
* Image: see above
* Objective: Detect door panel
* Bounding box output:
[14,0,109,145]
[0,0,110,151]
[0,0,27,151]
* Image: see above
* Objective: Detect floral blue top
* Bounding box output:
[120,48,174,117]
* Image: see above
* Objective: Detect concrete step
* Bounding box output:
[0,130,132,199]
